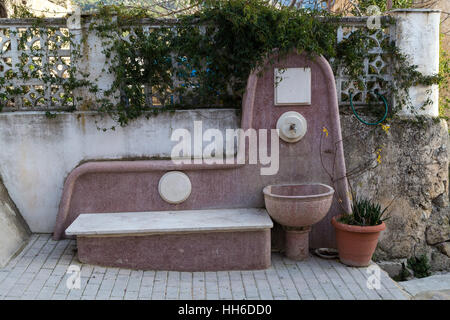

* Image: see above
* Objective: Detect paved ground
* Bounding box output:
[0,234,409,300]
[399,274,450,299]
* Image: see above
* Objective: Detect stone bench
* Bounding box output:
[66,208,273,271]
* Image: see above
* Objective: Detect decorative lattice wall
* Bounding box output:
[0,17,395,111]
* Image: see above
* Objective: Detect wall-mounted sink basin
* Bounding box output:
[263,183,334,260]
[263,183,335,227]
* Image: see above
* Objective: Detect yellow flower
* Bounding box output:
[376,148,382,164]
[322,127,328,137]
[380,123,390,134]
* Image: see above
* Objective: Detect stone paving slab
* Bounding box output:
[65,209,273,236]
[0,234,410,300]
[399,274,450,297]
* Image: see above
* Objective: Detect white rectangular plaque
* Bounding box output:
[274,67,311,105]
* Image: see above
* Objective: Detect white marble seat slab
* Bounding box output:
[65,208,273,236]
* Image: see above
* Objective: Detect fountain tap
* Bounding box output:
[289,123,297,132]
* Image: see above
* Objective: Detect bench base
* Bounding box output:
[76,229,271,271]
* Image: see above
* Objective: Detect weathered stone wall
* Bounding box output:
[341,115,449,272]
[0,175,30,267]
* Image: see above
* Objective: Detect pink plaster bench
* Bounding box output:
[65,208,273,271]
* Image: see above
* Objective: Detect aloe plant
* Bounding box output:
[339,197,389,226]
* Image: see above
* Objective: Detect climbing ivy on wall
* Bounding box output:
[91,1,343,126]
[1,0,448,128]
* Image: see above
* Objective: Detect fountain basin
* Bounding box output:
[263,183,334,227]
[263,183,334,260]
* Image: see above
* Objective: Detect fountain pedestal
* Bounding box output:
[284,227,311,260]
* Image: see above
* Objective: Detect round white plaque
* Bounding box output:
[158,171,192,204]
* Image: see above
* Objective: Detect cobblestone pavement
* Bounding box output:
[0,234,409,300]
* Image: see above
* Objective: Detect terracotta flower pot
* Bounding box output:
[331,215,385,267]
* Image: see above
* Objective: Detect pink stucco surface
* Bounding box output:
[54,51,350,249]
[77,230,271,271]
